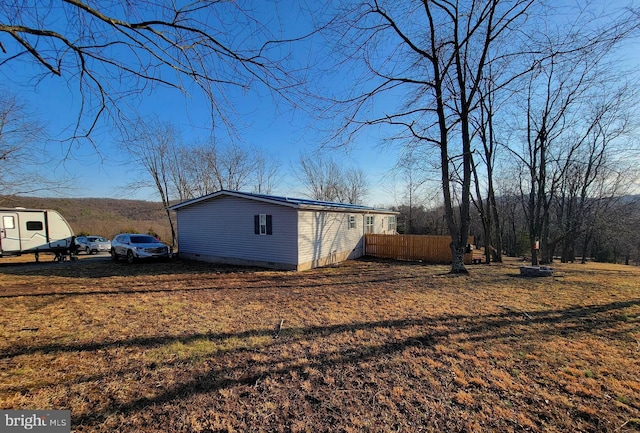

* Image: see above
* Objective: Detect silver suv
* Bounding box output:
[110,233,171,264]
[75,235,111,254]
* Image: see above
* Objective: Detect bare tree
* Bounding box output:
[252,152,282,195]
[553,84,638,263]
[176,141,281,197]
[124,118,179,246]
[343,167,368,204]
[496,175,529,258]
[507,9,639,265]
[125,117,283,227]
[178,144,219,199]
[213,143,257,192]
[0,91,69,198]
[323,0,535,273]
[518,54,592,265]
[0,94,35,195]
[296,153,368,204]
[390,153,432,234]
[296,154,342,202]
[590,196,640,265]
[0,0,306,143]
[167,145,197,202]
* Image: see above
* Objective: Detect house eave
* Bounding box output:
[168,189,398,215]
[168,190,300,211]
[297,204,398,215]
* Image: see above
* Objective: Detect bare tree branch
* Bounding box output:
[0,0,310,147]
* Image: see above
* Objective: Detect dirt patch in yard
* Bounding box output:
[1,257,639,432]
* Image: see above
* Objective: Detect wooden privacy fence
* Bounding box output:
[365,234,474,264]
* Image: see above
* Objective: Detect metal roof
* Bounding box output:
[168,190,397,214]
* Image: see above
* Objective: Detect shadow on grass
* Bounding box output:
[0,256,265,279]
[3,297,639,428]
[0,261,432,299]
[4,299,638,362]
[0,273,429,299]
[76,298,640,427]
[0,256,443,280]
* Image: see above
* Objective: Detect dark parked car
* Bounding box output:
[110,233,171,264]
[75,236,111,254]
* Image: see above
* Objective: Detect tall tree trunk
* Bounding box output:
[490,193,503,263]
[472,156,490,264]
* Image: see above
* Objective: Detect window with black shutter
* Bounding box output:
[254,214,273,235]
[266,215,272,235]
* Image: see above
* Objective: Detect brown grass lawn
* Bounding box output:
[0,254,639,432]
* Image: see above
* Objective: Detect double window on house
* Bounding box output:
[350,214,396,232]
[254,214,272,235]
[365,215,374,234]
[388,215,397,232]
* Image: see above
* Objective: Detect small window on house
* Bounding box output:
[3,216,15,229]
[348,215,356,229]
[388,216,397,232]
[254,214,273,235]
[259,214,267,235]
[26,221,43,231]
[365,215,374,234]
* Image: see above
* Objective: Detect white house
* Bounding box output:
[168,190,398,271]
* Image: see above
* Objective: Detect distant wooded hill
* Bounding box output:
[0,196,172,242]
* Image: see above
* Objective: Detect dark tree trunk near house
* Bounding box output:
[320,0,535,275]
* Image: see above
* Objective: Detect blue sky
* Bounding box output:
[2,0,638,207]
[2,0,403,207]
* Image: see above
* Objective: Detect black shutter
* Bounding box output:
[254,215,260,234]
[266,215,273,235]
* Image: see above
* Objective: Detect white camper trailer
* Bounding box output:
[0,208,76,261]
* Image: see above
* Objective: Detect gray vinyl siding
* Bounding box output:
[175,195,298,265]
[297,211,398,266]
[373,214,397,235]
[297,210,366,265]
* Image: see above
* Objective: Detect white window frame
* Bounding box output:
[365,215,374,234]
[3,216,15,229]
[388,215,397,232]
[348,215,356,229]
[259,214,267,235]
